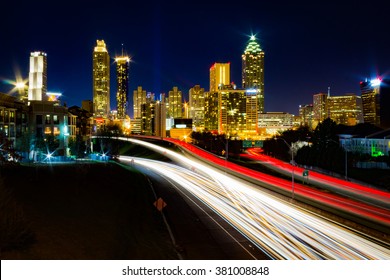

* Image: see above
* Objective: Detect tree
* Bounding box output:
[294,118,344,172]
[68,135,87,158]
[311,118,339,148]
[262,125,313,161]
[14,131,32,162]
[95,122,123,159]
[0,133,22,164]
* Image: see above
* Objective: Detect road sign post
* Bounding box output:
[154,197,167,212]
[302,170,309,184]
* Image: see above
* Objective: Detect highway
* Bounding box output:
[242,147,390,210]
[116,137,390,259]
[162,138,390,232]
[125,157,268,260]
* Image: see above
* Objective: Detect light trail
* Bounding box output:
[161,138,390,226]
[115,137,390,259]
[120,155,390,259]
[243,148,390,209]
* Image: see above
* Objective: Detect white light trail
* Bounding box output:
[117,137,390,259]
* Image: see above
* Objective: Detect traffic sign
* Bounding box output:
[153,197,167,212]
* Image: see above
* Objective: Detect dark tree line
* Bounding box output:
[191,131,242,157]
[93,123,123,159]
[264,118,390,174]
[295,119,345,172]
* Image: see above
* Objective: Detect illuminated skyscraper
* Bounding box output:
[92,40,110,118]
[313,93,328,125]
[204,91,219,132]
[168,86,182,118]
[133,86,146,119]
[154,98,166,137]
[210,63,230,92]
[141,93,155,135]
[242,35,265,113]
[28,51,47,101]
[327,94,363,126]
[218,87,246,136]
[245,89,258,133]
[299,104,314,128]
[189,85,205,131]
[359,78,390,128]
[115,55,130,119]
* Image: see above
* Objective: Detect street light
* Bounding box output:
[215,134,229,171]
[337,134,354,180]
[63,125,70,157]
[276,137,295,200]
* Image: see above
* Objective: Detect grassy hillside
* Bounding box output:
[0,162,178,259]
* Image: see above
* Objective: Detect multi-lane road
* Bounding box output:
[115,137,390,259]
[243,147,390,209]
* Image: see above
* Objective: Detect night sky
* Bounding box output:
[2,0,390,117]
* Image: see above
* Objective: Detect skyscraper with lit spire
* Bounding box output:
[242,35,265,113]
[92,40,110,118]
[115,48,130,119]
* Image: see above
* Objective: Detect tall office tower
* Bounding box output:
[242,35,265,113]
[299,104,314,128]
[189,85,205,131]
[92,40,110,118]
[360,78,390,128]
[168,86,182,118]
[245,89,258,133]
[313,93,328,125]
[204,91,219,132]
[141,93,155,135]
[209,63,230,92]
[218,87,246,136]
[28,51,47,101]
[115,55,130,119]
[327,94,363,126]
[154,98,166,137]
[133,86,146,119]
[380,79,390,128]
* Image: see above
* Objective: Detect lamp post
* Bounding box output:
[215,134,229,171]
[345,145,348,180]
[15,81,28,102]
[277,137,295,200]
[337,135,353,180]
[63,125,69,157]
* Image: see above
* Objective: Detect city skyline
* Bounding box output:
[1,1,390,116]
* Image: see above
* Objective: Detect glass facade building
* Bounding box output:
[360,78,390,128]
[209,63,230,92]
[92,40,110,118]
[115,56,130,119]
[242,36,265,113]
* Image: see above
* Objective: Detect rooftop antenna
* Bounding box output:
[327,86,331,97]
[121,43,124,56]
